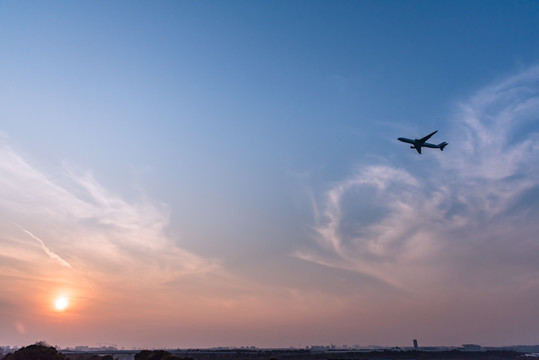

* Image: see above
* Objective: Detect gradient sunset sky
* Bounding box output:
[1,0,539,349]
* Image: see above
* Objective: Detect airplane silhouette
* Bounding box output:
[398,130,448,154]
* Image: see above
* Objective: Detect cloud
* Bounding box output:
[299,65,539,292]
[0,142,223,311]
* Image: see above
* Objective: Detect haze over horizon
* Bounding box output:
[1,1,539,350]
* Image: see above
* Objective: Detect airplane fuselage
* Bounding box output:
[398,137,443,148]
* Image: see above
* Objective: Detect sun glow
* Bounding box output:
[54,296,69,311]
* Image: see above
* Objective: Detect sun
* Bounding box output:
[54,296,69,311]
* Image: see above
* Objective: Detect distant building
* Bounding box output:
[413,339,418,349]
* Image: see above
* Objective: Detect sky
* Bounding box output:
[1,0,539,350]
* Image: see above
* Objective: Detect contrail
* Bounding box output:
[14,223,73,269]
[13,223,95,291]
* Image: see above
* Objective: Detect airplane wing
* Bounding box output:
[417,130,438,145]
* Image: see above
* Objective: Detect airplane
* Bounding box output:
[397,130,448,154]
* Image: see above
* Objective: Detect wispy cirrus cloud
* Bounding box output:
[0,142,223,305]
[298,65,539,292]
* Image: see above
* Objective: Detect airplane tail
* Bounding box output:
[439,142,448,151]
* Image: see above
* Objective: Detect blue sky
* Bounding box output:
[1,0,539,349]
